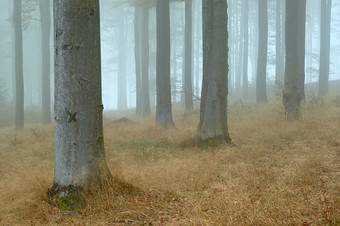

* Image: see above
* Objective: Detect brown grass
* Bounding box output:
[0,98,339,225]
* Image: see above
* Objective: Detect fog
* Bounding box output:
[0,0,339,118]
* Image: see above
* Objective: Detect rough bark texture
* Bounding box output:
[283,0,301,120]
[141,7,151,116]
[40,0,52,124]
[51,0,111,209]
[198,0,231,145]
[134,6,142,115]
[256,0,268,103]
[156,0,175,127]
[13,0,24,129]
[184,0,193,110]
[318,0,332,96]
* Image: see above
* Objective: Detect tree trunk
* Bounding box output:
[283,0,301,120]
[39,0,51,124]
[51,0,111,212]
[117,7,127,110]
[256,0,268,103]
[13,0,24,129]
[242,0,248,99]
[275,0,284,84]
[198,0,231,145]
[140,7,151,116]
[134,6,142,115]
[318,0,332,96]
[184,0,193,110]
[156,0,175,127]
[298,0,306,100]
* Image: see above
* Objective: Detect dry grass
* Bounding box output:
[0,98,339,225]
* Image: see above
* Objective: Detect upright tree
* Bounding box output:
[50,0,111,211]
[117,6,127,110]
[242,0,248,99]
[134,6,142,115]
[198,0,231,144]
[156,0,175,127]
[283,0,302,120]
[275,0,285,84]
[318,0,332,96]
[13,0,24,129]
[298,0,306,100]
[256,0,268,103]
[39,0,52,124]
[184,0,193,110]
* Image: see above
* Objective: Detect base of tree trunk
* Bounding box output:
[199,135,231,148]
[49,184,86,214]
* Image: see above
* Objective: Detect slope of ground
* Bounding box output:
[0,98,339,225]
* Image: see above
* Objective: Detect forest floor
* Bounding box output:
[0,96,339,225]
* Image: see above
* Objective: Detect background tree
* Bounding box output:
[50,0,111,211]
[39,0,51,124]
[319,0,332,96]
[283,0,301,120]
[13,0,24,129]
[197,0,231,144]
[156,0,175,127]
[134,5,142,115]
[242,0,249,99]
[298,0,306,100]
[256,0,268,103]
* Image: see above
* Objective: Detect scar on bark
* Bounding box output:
[65,108,77,123]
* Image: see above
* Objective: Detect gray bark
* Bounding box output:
[117,7,127,110]
[318,0,332,96]
[51,0,111,208]
[156,0,174,127]
[184,0,193,110]
[256,0,268,103]
[141,7,151,116]
[298,0,306,100]
[134,6,142,115]
[275,0,285,84]
[242,0,248,99]
[198,0,231,144]
[283,0,301,120]
[40,0,52,124]
[13,0,24,129]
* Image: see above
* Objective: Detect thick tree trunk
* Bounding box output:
[318,0,332,96]
[198,0,231,145]
[156,0,175,127]
[134,6,142,115]
[242,0,248,99]
[51,0,111,212]
[283,0,301,120]
[13,0,24,129]
[39,0,51,124]
[184,0,193,110]
[256,0,268,103]
[140,7,151,116]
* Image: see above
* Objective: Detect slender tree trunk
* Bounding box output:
[141,7,151,116]
[13,0,24,129]
[256,0,268,103]
[283,0,301,120]
[134,6,142,115]
[156,0,175,127]
[39,0,51,124]
[198,0,231,145]
[117,7,127,110]
[298,0,306,100]
[51,0,111,211]
[275,0,284,84]
[184,0,193,110]
[318,0,332,96]
[242,0,248,99]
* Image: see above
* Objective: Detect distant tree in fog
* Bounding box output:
[50,0,111,211]
[39,0,51,124]
[13,0,24,129]
[197,0,231,145]
[156,0,175,127]
[319,0,332,96]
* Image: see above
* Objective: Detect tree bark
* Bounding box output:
[134,6,142,115]
[283,0,301,120]
[242,0,248,99]
[39,0,52,124]
[13,0,24,129]
[318,0,332,96]
[198,0,231,145]
[256,0,268,103]
[117,7,127,110]
[51,0,111,212]
[184,0,193,110]
[156,0,175,127]
[298,0,306,100]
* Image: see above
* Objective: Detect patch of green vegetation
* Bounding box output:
[57,185,86,214]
